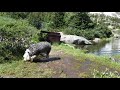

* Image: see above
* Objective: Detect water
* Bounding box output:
[75,37,120,56]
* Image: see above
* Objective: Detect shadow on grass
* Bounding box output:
[33,57,61,63]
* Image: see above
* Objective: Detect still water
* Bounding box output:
[75,37,120,56]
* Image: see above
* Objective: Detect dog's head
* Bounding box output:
[23,49,31,61]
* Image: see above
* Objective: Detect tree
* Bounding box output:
[6,12,30,19]
[28,12,44,29]
[51,12,65,28]
[68,12,95,29]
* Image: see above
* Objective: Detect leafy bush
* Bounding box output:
[67,12,95,29]
[6,12,30,19]
[0,16,39,63]
[42,12,112,40]
[27,12,45,29]
[51,12,65,29]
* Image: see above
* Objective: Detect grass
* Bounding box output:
[79,72,89,78]
[0,60,55,78]
[92,68,120,78]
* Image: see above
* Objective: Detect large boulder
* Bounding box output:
[59,32,92,45]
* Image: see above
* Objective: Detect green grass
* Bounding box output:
[0,60,55,78]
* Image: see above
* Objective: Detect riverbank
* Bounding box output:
[0,43,120,78]
[54,44,120,69]
[52,44,120,77]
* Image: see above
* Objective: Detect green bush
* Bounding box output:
[51,12,65,29]
[27,12,45,29]
[0,16,39,63]
[6,12,30,19]
[67,12,95,30]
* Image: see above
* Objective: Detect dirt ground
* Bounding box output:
[31,49,96,78]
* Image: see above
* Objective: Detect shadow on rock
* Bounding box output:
[33,57,61,63]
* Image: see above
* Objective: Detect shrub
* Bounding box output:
[6,12,30,19]
[27,12,44,29]
[67,12,95,30]
[0,16,39,63]
[51,12,65,29]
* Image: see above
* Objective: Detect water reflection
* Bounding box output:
[75,37,120,55]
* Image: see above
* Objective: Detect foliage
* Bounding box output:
[89,13,120,29]
[0,16,39,63]
[51,12,65,29]
[0,12,114,40]
[47,12,112,40]
[67,12,95,29]
[27,12,45,29]
[6,12,30,19]
[59,26,112,40]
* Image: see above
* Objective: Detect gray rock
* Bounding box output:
[59,32,92,45]
[93,38,101,43]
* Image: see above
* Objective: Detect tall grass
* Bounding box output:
[92,68,120,78]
